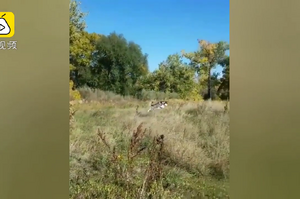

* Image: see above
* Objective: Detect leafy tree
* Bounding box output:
[196,71,221,100]
[92,32,149,95]
[136,54,199,99]
[182,40,229,100]
[217,56,230,100]
[69,0,100,88]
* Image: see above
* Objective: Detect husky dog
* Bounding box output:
[147,101,168,112]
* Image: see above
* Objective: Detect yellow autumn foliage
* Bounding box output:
[199,40,217,63]
[69,80,81,101]
[185,86,203,101]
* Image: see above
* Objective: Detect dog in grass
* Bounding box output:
[147,101,168,112]
[135,101,168,117]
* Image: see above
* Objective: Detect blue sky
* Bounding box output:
[80,0,229,75]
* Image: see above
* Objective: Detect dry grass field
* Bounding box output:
[69,90,230,198]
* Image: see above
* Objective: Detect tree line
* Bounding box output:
[69,0,229,101]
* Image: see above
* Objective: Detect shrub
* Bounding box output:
[70,80,81,101]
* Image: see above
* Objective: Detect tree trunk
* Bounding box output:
[207,65,212,100]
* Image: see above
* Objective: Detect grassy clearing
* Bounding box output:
[70,90,230,199]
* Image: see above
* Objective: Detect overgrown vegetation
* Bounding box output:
[69,0,230,198]
[70,89,229,198]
